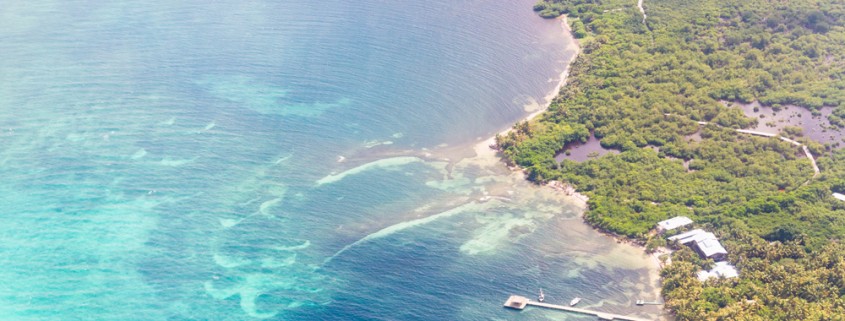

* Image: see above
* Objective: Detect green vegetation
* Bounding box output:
[508,0,845,319]
[533,1,568,18]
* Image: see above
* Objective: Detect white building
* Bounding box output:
[667,229,728,261]
[697,261,739,281]
[655,216,693,234]
[693,234,728,262]
[667,229,706,245]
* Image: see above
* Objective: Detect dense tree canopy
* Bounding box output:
[502,0,845,318]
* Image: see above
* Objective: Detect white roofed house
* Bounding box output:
[691,234,728,262]
[665,226,736,280]
[667,229,706,245]
[697,262,739,281]
[667,229,728,262]
[655,216,693,234]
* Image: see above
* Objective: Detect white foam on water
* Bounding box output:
[323,200,496,264]
[240,287,278,319]
[260,253,297,268]
[459,214,536,255]
[362,139,393,148]
[219,218,239,228]
[258,197,282,215]
[203,280,239,300]
[274,240,310,251]
[315,156,424,185]
[130,148,147,159]
[213,253,251,268]
[205,238,318,319]
[204,272,307,319]
[159,156,198,167]
[274,154,293,165]
[240,196,262,206]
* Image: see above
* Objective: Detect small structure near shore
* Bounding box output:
[504,295,529,310]
[503,295,651,321]
[655,216,693,234]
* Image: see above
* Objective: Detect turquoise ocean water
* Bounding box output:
[0,1,664,320]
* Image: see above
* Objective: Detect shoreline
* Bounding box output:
[475,15,580,159]
[334,15,665,315]
[478,15,586,211]
[483,15,667,317]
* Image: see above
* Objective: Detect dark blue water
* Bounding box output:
[0,1,664,320]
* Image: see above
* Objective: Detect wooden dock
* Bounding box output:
[802,145,821,177]
[736,129,777,138]
[504,295,652,321]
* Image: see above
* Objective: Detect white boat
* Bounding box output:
[538,289,545,302]
[570,297,581,306]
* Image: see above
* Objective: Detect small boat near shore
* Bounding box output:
[538,289,545,302]
[569,297,581,306]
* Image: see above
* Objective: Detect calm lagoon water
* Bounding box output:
[0,1,664,320]
[728,101,845,145]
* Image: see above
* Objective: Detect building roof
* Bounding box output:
[667,228,706,243]
[833,193,845,202]
[697,262,739,281]
[656,216,693,231]
[668,229,728,259]
[696,236,728,258]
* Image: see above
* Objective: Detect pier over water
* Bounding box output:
[504,295,652,321]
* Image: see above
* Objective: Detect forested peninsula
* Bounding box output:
[501,0,845,319]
